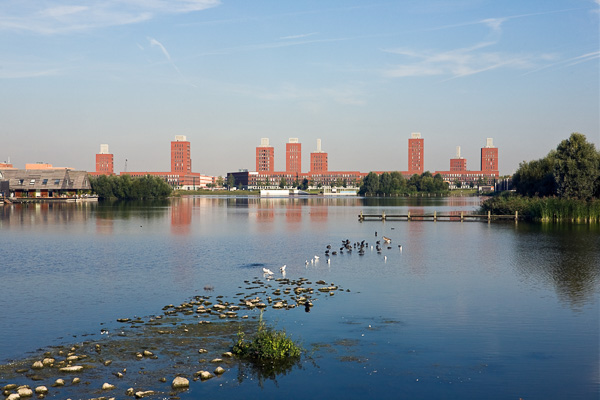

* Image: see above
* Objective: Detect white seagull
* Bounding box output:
[262,267,274,275]
[280,265,286,273]
[314,255,320,260]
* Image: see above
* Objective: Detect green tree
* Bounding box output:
[512,152,556,197]
[279,177,287,189]
[433,174,448,192]
[216,176,224,188]
[379,172,392,194]
[90,174,171,200]
[300,178,309,190]
[553,133,600,200]
[359,172,380,195]
[227,174,235,189]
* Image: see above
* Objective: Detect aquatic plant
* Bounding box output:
[232,312,302,361]
[480,193,600,223]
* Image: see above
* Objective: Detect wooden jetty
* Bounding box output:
[358,210,522,222]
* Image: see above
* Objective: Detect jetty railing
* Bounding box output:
[358,210,521,222]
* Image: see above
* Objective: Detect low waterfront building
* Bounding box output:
[0,169,91,198]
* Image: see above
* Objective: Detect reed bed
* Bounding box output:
[480,195,600,223]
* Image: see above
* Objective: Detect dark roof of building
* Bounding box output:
[0,169,91,190]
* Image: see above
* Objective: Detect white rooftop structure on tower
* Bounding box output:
[456,146,462,158]
[260,138,270,147]
[289,138,299,143]
[411,132,421,139]
[100,144,109,154]
[486,138,494,148]
[316,139,323,152]
[174,135,187,141]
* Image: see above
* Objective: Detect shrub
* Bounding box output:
[232,313,302,361]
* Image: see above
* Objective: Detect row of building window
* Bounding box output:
[18,179,62,185]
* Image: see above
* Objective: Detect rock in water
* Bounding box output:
[214,366,225,375]
[171,376,189,389]
[35,386,49,394]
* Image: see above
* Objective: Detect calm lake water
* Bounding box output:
[1,196,598,399]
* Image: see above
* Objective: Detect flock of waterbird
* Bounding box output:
[262,230,403,277]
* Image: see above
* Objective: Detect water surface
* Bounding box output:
[1,197,598,399]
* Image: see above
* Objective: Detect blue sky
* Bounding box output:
[1,0,598,176]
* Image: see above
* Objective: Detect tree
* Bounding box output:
[512,152,556,197]
[216,176,224,188]
[90,174,171,200]
[553,133,600,200]
[227,174,235,189]
[279,177,287,189]
[300,178,309,190]
[359,172,380,195]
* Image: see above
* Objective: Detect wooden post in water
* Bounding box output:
[359,211,363,222]
[488,210,491,223]
[407,211,411,221]
[382,211,386,221]
[460,211,464,222]
[515,211,518,222]
[434,210,437,221]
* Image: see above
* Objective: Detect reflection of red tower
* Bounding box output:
[408,132,424,175]
[310,139,328,173]
[171,135,191,174]
[286,138,302,174]
[481,138,498,173]
[256,138,275,172]
[96,144,114,175]
[171,197,192,235]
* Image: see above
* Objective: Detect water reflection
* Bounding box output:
[513,223,600,310]
[235,356,304,388]
[0,201,94,227]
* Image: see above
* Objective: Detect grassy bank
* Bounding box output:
[480,194,600,223]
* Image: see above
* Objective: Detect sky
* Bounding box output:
[1,0,598,177]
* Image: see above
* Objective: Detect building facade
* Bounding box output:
[408,132,424,175]
[481,138,499,173]
[171,135,191,174]
[256,138,275,172]
[449,146,467,172]
[310,139,328,173]
[286,138,302,174]
[0,169,91,198]
[95,144,114,175]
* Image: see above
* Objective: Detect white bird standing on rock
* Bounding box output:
[314,255,320,260]
[262,267,274,275]
[280,265,286,273]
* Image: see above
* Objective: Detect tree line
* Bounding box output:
[481,133,600,222]
[90,174,173,200]
[359,171,449,195]
[512,133,600,200]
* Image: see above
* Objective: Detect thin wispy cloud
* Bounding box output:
[146,37,197,88]
[0,0,220,34]
[280,32,318,40]
[382,41,541,79]
[382,7,588,80]
[522,51,600,75]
